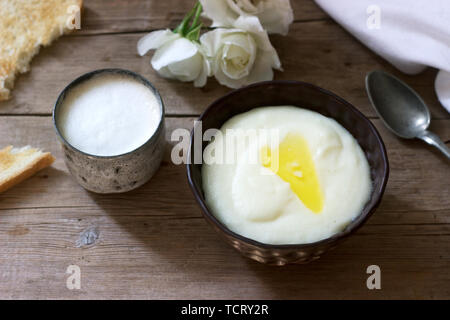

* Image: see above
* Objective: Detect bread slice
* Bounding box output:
[0,146,55,193]
[0,0,83,101]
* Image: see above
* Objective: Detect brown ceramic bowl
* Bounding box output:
[186,81,389,265]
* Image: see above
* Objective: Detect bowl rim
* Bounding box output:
[186,80,389,250]
[52,68,165,159]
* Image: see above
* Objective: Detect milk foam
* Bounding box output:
[58,74,161,156]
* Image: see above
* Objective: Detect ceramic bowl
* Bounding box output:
[186,80,389,265]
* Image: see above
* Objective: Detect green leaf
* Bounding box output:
[173,7,195,36]
[189,2,203,32]
[186,23,203,42]
[174,1,203,39]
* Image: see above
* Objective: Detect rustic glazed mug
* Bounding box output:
[53,69,165,194]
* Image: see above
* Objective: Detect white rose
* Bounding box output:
[200,16,282,89]
[200,0,294,36]
[137,30,210,87]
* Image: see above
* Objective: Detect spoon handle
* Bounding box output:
[417,130,450,159]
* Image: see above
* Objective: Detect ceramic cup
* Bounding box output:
[53,68,165,194]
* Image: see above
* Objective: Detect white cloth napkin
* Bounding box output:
[314,0,450,113]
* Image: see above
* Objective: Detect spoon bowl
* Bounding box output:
[366,70,450,159]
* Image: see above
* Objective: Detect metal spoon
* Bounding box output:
[366,70,450,159]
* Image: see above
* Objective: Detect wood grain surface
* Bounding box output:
[0,0,449,299]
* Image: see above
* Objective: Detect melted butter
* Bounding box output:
[261,133,324,213]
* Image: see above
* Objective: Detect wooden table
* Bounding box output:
[0,0,449,299]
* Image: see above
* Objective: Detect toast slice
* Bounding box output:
[0,0,83,101]
[0,146,55,193]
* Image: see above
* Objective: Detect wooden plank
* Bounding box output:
[1,21,448,119]
[0,116,449,299]
[0,116,448,220]
[76,0,327,35]
[1,207,449,299]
